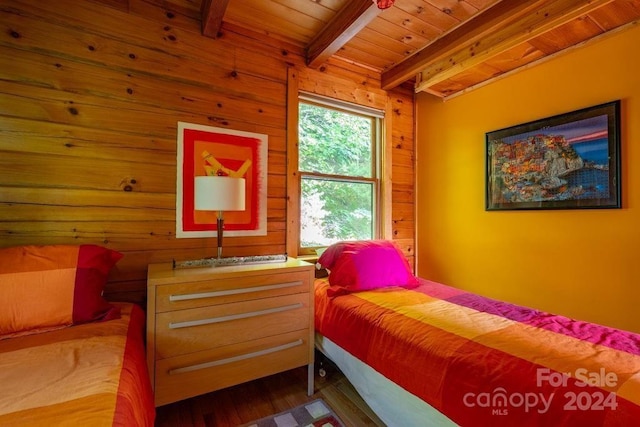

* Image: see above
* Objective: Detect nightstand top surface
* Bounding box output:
[148,258,313,285]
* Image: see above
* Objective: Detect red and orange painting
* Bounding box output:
[176,122,267,237]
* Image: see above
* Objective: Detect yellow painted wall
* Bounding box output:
[416,24,640,333]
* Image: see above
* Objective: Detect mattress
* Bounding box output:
[0,302,155,426]
[314,277,640,426]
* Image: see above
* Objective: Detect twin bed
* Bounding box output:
[0,302,154,425]
[313,240,640,426]
[0,245,155,426]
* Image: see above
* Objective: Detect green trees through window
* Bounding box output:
[298,102,379,249]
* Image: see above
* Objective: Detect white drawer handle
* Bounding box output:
[168,303,303,329]
[169,281,303,302]
[168,339,304,375]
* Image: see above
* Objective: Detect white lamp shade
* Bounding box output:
[194,176,246,211]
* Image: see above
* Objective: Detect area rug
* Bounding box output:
[239,398,346,427]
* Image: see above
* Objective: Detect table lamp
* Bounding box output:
[194,176,246,260]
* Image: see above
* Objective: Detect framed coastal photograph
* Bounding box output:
[486,100,621,211]
[176,122,268,238]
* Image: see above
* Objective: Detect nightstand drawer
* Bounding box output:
[155,293,310,359]
[155,270,310,312]
[154,330,310,406]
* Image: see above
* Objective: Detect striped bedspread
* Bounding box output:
[315,278,640,426]
[0,303,155,426]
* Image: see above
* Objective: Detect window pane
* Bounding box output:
[300,178,373,248]
[299,103,373,178]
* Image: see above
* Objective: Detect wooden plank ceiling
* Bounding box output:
[173,0,640,99]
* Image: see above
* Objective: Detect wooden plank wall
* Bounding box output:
[0,0,415,306]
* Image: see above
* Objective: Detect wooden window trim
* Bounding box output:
[286,67,393,258]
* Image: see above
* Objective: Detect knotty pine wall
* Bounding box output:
[0,0,415,306]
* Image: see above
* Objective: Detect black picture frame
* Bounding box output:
[486,100,621,211]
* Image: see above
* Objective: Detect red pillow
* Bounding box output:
[319,240,418,297]
[0,244,122,337]
[317,241,350,270]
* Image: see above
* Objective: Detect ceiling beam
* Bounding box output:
[414,0,613,93]
[381,0,550,90]
[306,0,383,68]
[201,0,230,38]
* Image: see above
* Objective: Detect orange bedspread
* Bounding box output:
[0,303,155,426]
[315,278,640,426]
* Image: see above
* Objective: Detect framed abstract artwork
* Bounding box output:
[176,122,268,237]
[486,101,621,210]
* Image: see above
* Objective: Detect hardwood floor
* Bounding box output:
[155,355,385,427]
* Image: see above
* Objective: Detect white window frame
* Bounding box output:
[299,97,381,255]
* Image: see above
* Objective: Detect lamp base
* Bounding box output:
[173,254,288,269]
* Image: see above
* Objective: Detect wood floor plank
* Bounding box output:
[155,362,384,427]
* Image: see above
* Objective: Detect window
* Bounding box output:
[297,95,382,254]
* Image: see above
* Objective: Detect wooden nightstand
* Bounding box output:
[146,258,315,407]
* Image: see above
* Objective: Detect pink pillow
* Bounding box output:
[319,240,418,296]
